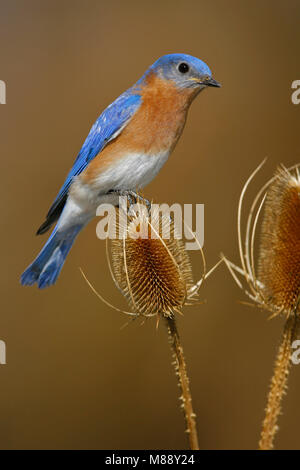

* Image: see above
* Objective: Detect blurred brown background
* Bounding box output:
[0,0,299,450]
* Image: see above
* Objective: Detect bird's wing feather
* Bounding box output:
[37,91,141,234]
[50,91,141,214]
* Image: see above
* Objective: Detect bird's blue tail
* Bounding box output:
[21,224,82,289]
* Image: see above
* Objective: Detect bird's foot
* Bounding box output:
[108,190,151,214]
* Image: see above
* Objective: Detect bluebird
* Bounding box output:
[21,53,220,288]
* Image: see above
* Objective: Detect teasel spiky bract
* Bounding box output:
[223,161,300,450]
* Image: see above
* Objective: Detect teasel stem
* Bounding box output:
[165,315,199,450]
[259,314,299,450]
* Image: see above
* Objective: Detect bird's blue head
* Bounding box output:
[147,53,220,90]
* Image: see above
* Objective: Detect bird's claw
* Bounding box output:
[108,189,151,214]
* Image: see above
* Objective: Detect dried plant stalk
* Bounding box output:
[165,316,199,450]
[259,315,299,450]
[257,168,300,449]
[223,163,300,449]
[81,197,218,449]
[110,202,201,448]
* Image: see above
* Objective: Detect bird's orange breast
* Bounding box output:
[82,73,196,183]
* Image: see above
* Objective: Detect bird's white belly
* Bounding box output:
[96,151,170,191]
[59,151,170,230]
[72,151,170,209]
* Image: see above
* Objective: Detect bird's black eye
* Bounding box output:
[178,62,189,74]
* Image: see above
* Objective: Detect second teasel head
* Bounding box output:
[258,167,300,316]
[224,162,300,319]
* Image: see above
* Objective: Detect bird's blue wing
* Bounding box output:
[53,91,141,210]
[37,91,141,234]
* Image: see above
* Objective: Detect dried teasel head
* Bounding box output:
[82,196,219,320]
[109,198,208,319]
[111,207,195,317]
[223,161,300,318]
[258,168,300,315]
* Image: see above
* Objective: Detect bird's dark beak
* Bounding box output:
[203,77,221,88]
